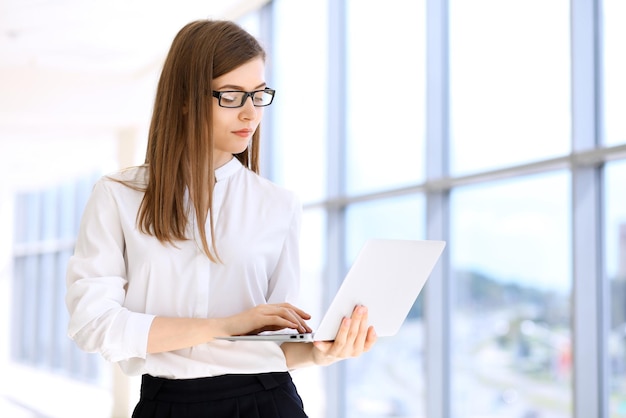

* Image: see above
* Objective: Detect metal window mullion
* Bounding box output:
[325,0,348,417]
[571,0,606,416]
[424,0,451,417]
[572,168,605,418]
[259,3,274,178]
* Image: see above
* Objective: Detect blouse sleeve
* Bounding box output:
[65,179,155,362]
[266,193,303,305]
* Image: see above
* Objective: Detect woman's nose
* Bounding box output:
[239,97,259,120]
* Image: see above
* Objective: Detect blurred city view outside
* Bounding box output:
[449,173,574,418]
[451,269,572,418]
[607,162,626,417]
[344,268,573,418]
[338,168,626,417]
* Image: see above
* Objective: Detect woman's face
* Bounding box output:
[211,57,266,168]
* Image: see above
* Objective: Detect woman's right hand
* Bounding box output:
[222,303,312,337]
[148,305,312,353]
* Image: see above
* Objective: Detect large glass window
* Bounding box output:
[450,173,572,417]
[11,174,104,382]
[270,0,328,202]
[292,209,327,418]
[265,1,622,416]
[345,194,426,418]
[602,0,626,146]
[345,0,426,195]
[449,0,571,175]
[604,161,626,416]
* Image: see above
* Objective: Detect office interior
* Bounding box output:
[1,0,625,417]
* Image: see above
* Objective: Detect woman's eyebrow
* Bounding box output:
[214,82,267,91]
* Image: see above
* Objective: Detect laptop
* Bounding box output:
[216,238,446,343]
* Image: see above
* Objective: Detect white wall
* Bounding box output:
[0,2,266,415]
[0,130,143,417]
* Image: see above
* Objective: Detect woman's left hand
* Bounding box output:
[311,305,377,366]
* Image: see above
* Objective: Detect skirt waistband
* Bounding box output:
[139,372,293,403]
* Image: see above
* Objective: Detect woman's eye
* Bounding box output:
[221,94,238,104]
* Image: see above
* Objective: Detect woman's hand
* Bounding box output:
[147,304,311,353]
[311,305,377,366]
[222,303,313,337]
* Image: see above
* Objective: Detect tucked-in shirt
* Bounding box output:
[65,157,302,379]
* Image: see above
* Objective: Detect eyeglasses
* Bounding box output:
[211,88,275,108]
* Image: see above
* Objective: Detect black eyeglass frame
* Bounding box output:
[211,88,276,108]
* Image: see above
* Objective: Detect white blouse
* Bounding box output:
[66,158,302,379]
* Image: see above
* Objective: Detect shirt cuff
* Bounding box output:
[102,310,156,363]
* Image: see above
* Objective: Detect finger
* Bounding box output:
[269,306,311,333]
[287,307,313,332]
[232,307,300,335]
[352,306,370,351]
[278,303,312,320]
[333,317,350,344]
[257,305,304,330]
[342,306,367,356]
[346,305,367,343]
[270,304,312,332]
[255,315,302,333]
[282,308,312,333]
[364,326,377,351]
[327,316,350,356]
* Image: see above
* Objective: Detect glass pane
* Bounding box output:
[37,252,55,366]
[450,173,572,417]
[41,187,58,241]
[449,0,570,175]
[25,192,41,243]
[604,160,626,416]
[10,256,26,360]
[345,194,426,418]
[53,249,73,369]
[603,0,626,146]
[292,209,326,418]
[270,0,328,202]
[345,0,426,194]
[20,255,39,363]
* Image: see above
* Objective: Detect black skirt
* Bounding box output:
[131,372,309,418]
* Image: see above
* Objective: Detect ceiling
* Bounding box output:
[0,0,263,128]
[0,0,266,188]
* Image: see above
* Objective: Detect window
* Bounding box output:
[345,195,426,418]
[270,0,328,203]
[602,0,626,146]
[11,174,105,383]
[604,161,626,416]
[449,0,571,175]
[345,0,427,195]
[450,173,572,417]
[292,209,327,418]
[265,1,624,416]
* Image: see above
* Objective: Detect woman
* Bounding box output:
[66,19,376,417]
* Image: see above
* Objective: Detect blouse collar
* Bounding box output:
[215,157,243,182]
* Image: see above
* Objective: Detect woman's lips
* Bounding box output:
[232,129,252,138]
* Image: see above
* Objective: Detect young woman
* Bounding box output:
[65,19,376,417]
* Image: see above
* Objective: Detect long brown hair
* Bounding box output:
[138,19,265,262]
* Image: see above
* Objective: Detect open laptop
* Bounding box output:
[216,238,446,343]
